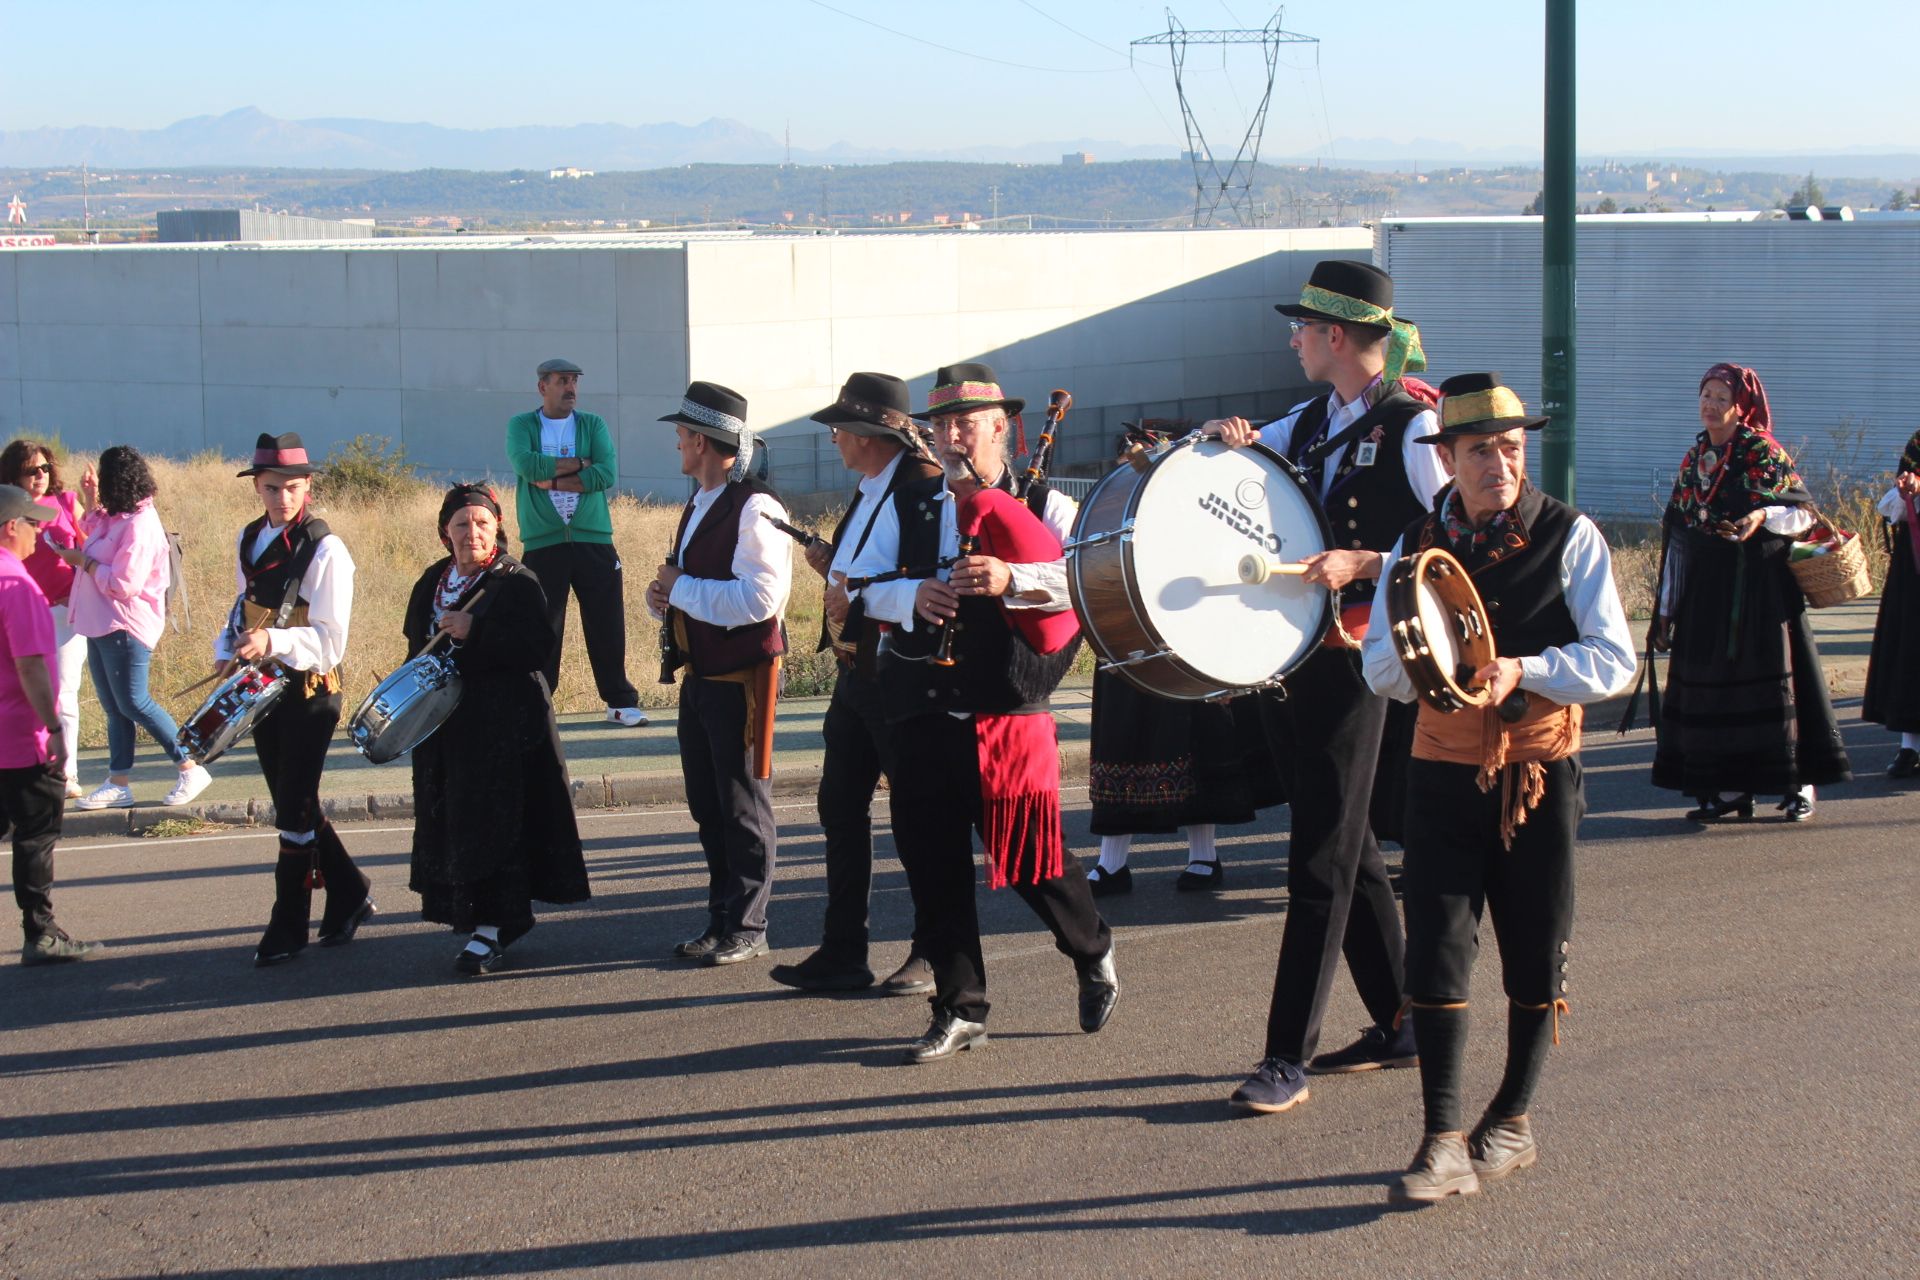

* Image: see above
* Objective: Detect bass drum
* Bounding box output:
[348,652,464,764]
[1067,438,1332,700]
[178,664,288,765]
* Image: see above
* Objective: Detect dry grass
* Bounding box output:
[62,455,837,749]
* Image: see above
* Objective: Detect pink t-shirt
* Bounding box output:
[23,489,82,605]
[67,499,171,651]
[0,546,59,768]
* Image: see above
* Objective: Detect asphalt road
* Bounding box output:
[2,712,1916,1279]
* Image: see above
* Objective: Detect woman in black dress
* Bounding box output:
[405,483,589,974]
[1650,363,1850,822]
[1862,429,1920,777]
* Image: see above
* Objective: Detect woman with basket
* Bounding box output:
[1862,430,1920,777]
[1648,363,1851,822]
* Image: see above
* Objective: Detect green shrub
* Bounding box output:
[320,434,417,501]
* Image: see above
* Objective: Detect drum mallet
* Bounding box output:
[1237,554,1311,585]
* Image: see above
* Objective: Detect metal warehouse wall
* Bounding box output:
[1379,217,1920,522]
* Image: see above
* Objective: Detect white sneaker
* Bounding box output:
[65,777,83,800]
[606,707,649,727]
[76,781,134,810]
[162,763,212,807]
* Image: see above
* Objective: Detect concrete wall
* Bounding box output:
[0,228,1363,502]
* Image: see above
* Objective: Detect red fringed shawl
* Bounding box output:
[975,712,1064,888]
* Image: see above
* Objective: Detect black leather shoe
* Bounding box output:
[705,933,770,966]
[770,948,875,992]
[454,936,506,976]
[1888,748,1920,779]
[880,954,935,996]
[1685,793,1754,822]
[1076,943,1120,1033]
[317,898,377,947]
[1467,1112,1537,1182]
[1307,1022,1418,1074]
[1087,865,1132,898]
[673,929,724,961]
[904,1010,988,1063]
[1174,861,1224,892]
[1778,792,1814,822]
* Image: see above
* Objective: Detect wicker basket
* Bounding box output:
[1790,524,1872,608]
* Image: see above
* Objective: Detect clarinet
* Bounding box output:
[1017,389,1072,500]
[930,452,990,668]
[657,550,682,685]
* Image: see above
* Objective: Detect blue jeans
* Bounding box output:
[86,630,186,774]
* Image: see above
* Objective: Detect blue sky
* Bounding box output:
[7,0,1913,156]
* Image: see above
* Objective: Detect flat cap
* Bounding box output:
[537,357,583,376]
[0,483,52,526]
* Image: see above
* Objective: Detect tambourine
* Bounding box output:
[1385,547,1496,713]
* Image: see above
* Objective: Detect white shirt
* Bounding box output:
[1878,485,1911,524]
[1256,387,1450,512]
[856,472,1076,633]
[538,412,580,524]
[1361,514,1636,707]
[213,524,354,673]
[829,451,905,579]
[651,485,792,629]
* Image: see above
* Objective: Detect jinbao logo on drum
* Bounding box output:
[1199,488,1287,556]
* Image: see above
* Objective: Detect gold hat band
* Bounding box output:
[1441,386,1529,428]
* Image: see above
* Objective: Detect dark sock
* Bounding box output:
[1411,1004,1470,1134]
[1487,1002,1555,1119]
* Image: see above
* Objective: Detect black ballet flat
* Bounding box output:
[1887,748,1920,780]
[1087,865,1132,898]
[454,936,506,976]
[1685,793,1754,822]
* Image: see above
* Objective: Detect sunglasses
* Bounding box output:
[20,463,52,477]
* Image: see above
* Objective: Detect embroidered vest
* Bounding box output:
[1286,386,1435,608]
[1406,484,1580,662]
[670,479,787,679]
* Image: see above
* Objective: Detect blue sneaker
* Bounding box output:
[1228,1057,1310,1113]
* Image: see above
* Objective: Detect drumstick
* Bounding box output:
[173,660,239,700]
[417,588,488,659]
[1237,554,1313,585]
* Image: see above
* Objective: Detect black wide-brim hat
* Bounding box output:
[236,432,318,477]
[1414,372,1550,443]
[659,380,750,445]
[912,362,1025,420]
[1276,259,1398,328]
[810,372,922,448]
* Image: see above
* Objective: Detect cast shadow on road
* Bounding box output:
[86,1179,1392,1276]
[8,1073,1341,1212]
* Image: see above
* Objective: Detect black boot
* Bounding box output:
[255,841,315,967]
[314,819,375,946]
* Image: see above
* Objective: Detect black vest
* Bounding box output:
[1405,484,1580,661]
[875,474,1075,723]
[240,510,331,618]
[669,478,787,678]
[1285,385,1436,608]
[817,453,945,662]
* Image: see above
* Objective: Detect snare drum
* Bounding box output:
[178,664,289,765]
[348,652,464,764]
[1384,547,1496,713]
[1066,438,1333,700]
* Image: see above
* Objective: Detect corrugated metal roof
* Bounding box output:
[1379,218,1920,522]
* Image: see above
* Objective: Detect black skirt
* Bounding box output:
[1652,528,1851,796]
[1863,525,1920,732]
[1087,671,1283,835]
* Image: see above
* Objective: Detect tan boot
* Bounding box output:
[1389,1132,1480,1206]
[1468,1112,1537,1181]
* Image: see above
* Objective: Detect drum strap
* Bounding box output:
[1298,392,1420,472]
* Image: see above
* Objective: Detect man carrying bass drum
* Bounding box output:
[219,433,374,968]
[1208,261,1451,1114]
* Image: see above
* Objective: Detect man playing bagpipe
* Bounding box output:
[853,363,1120,1063]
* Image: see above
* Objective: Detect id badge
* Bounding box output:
[1354,441,1379,467]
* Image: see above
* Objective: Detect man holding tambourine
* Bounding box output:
[1359,373,1635,1206]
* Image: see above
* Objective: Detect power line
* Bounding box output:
[802,0,1127,74]
[1016,0,1130,57]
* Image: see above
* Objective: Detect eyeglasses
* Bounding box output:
[20,463,51,477]
[1287,320,1332,336]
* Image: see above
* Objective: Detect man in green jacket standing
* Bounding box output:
[506,357,646,726]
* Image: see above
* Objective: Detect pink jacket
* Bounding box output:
[67,499,170,650]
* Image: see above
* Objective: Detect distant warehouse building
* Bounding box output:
[1378,213,1920,520]
[157,209,370,242]
[0,226,1355,498]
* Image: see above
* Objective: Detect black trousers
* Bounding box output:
[253,685,341,835]
[1402,756,1581,1006]
[678,676,778,938]
[522,541,640,707]
[1258,646,1408,1062]
[816,665,919,962]
[888,710,1110,1025]
[2,762,65,940]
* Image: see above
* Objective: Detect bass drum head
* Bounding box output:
[1127,440,1331,689]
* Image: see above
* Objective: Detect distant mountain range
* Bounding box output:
[1,108,1914,182]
